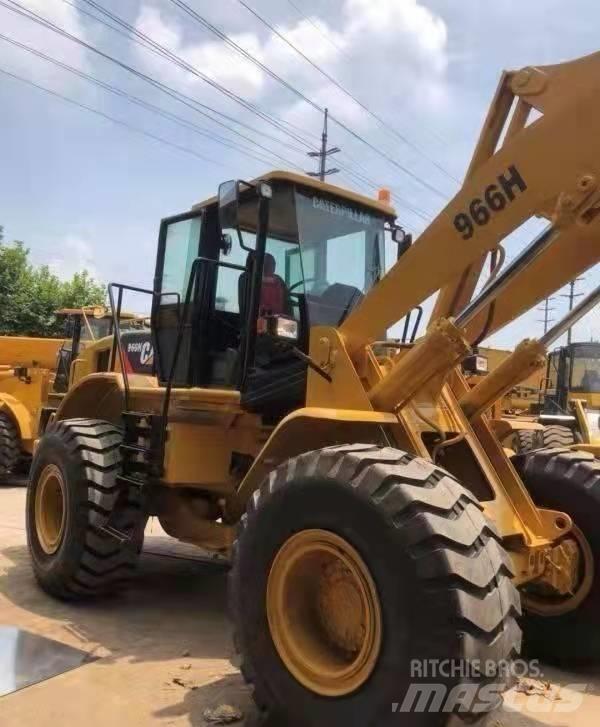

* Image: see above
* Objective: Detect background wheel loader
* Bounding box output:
[26,50,600,725]
[0,307,150,481]
[512,341,600,452]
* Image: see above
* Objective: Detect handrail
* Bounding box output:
[401,305,424,343]
[107,283,180,411]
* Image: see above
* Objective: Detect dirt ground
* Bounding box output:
[1,485,599,727]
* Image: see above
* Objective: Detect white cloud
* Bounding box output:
[0,0,89,87]
[134,5,265,97]
[49,235,99,281]
[132,0,450,121]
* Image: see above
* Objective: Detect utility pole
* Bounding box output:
[560,278,584,345]
[307,108,340,181]
[537,296,556,334]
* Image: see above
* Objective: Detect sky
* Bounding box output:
[0,0,598,347]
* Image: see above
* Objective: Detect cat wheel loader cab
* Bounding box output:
[52,306,148,393]
[27,50,600,726]
[538,341,600,449]
[152,172,389,418]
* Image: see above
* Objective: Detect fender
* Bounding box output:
[55,373,125,425]
[0,393,35,442]
[230,407,401,520]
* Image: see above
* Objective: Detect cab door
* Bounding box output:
[153,210,203,387]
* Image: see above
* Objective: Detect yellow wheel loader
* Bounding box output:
[1,335,63,478]
[509,341,600,453]
[26,51,600,724]
[0,307,149,480]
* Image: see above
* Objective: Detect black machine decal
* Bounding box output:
[122,330,155,375]
[454,165,527,240]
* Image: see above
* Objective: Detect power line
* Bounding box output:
[237,0,459,186]
[335,162,432,224]
[1,0,441,225]
[76,0,451,200]
[288,0,452,149]
[0,33,303,170]
[285,0,349,59]
[66,0,316,149]
[163,0,450,200]
[0,0,317,170]
[2,0,313,154]
[75,0,317,150]
[68,0,447,206]
[0,65,227,167]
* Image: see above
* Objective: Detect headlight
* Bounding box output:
[258,315,299,341]
[273,316,298,340]
[463,354,488,375]
[475,355,488,374]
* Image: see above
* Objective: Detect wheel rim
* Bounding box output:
[35,464,66,555]
[266,529,382,697]
[523,524,595,617]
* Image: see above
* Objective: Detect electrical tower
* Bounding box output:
[537,296,556,334]
[560,278,584,344]
[307,108,340,181]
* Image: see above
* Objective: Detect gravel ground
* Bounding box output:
[1,484,599,726]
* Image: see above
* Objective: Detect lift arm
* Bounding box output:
[340,51,600,353]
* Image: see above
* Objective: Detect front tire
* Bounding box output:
[230,444,522,727]
[26,418,145,599]
[514,448,600,663]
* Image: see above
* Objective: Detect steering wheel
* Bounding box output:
[288,278,317,293]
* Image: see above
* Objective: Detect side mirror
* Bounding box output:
[392,226,412,261]
[218,179,250,252]
[218,180,240,233]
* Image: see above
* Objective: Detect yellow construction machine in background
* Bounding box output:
[0,335,63,478]
[0,307,148,479]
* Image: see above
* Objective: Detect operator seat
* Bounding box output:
[313,282,364,326]
[238,252,306,421]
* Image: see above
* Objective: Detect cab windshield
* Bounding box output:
[571,344,600,393]
[291,189,385,326]
[219,183,387,327]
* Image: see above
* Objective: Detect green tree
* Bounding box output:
[0,232,105,337]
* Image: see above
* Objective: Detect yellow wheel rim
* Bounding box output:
[266,529,382,697]
[523,525,595,617]
[35,464,66,555]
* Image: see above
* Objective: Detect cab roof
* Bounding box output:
[191,170,397,218]
[55,307,137,319]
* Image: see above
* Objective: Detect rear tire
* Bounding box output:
[26,418,145,599]
[541,424,576,448]
[514,448,600,663]
[0,412,20,480]
[230,444,522,727]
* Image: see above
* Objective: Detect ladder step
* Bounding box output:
[116,473,146,489]
[121,443,152,455]
[97,524,131,543]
